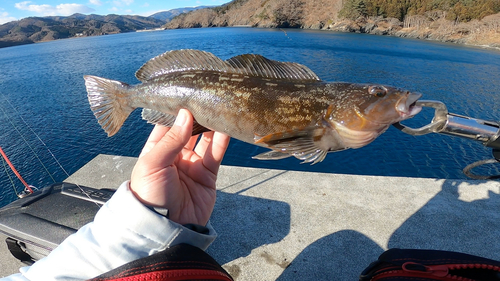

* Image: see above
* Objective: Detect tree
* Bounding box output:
[339,0,368,20]
[273,0,305,27]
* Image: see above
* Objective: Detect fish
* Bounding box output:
[84,49,422,164]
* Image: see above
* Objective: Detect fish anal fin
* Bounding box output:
[191,123,212,136]
[142,108,176,126]
[142,108,210,136]
[252,150,292,160]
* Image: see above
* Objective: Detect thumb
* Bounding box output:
[146,109,193,167]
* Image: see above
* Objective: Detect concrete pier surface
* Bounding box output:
[2,154,500,280]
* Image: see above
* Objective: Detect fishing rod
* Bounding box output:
[0,146,34,197]
[394,100,500,180]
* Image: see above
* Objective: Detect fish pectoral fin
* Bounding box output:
[254,129,310,145]
[141,109,211,136]
[253,129,329,164]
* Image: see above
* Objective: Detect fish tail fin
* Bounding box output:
[84,75,134,137]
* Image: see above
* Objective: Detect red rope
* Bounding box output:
[0,146,33,194]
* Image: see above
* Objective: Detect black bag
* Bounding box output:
[0,182,114,264]
[360,248,500,281]
[88,243,233,281]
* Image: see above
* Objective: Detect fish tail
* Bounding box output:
[84,75,134,137]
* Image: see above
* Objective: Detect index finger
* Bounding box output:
[195,131,230,175]
[139,125,170,158]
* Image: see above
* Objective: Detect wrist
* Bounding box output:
[182,223,210,235]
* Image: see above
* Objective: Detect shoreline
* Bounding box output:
[2,24,499,51]
[324,16,500,50]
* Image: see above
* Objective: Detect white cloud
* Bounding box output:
[15,1,95,16]
[0,11,17,25]
[15,2,51,14]
[57,4,95,15]
[109,6,118,12]
[112,0,133,7]
[141,9,162,17]
[89,0,102,6]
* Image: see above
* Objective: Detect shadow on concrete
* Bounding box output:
[207,190,291,265]
[389,179,500,260]
[276,230,383,280]
[276,179,500,279]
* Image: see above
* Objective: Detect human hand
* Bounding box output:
[130,109,230,226]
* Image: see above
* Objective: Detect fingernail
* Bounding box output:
[174,109,187,126]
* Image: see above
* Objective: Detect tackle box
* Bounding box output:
[0,182,114,264]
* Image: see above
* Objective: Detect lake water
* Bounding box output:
[0,27,499,206]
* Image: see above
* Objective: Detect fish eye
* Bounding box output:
[369,86,387,98]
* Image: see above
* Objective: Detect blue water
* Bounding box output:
[1,27,499,206]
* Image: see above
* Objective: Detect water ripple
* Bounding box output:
[0,27,499,207]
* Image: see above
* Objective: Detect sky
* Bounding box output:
[0,0,229,24]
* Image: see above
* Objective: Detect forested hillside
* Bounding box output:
[165,0,500,48]
[165,0,343,29]
[1,1,499,49]
[340,0,500,22]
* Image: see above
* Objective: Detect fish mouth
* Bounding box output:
[396,92,422,119]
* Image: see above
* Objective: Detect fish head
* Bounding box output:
[327,83,422,132]
[357,84,422,124]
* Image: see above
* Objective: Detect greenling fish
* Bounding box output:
[84,49,422,164]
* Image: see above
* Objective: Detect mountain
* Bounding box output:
[0,13,166,48]
[2,1,499,49]
[164,0,500,48]
[165,0,343,29]
[150,6,214,22]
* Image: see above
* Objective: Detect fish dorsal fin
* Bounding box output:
[135,49,321,82]
[226,54,321,82]
[136,50,229,82]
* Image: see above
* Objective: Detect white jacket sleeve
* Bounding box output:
[1,181,217,281]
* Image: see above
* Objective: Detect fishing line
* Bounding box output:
[3,97,69,180]
[0,101,56,183]
[1,96,101,208]
[279,28,292,40]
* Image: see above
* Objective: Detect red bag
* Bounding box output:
[88,243,232,281]
[360,248,500,281]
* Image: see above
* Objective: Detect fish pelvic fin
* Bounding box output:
[84,75,134,137]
